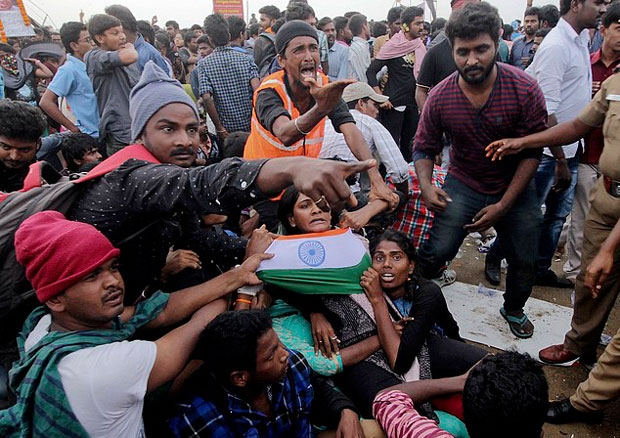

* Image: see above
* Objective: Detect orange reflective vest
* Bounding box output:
[244,70,328,160]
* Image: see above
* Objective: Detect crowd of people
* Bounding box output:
[1,0,620,436]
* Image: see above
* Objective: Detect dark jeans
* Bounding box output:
[380,105,418,163]
[534,154,579,274]
[488,154,579,276]
[417,175,540,312]
[334,334,486,418]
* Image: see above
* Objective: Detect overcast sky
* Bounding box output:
[24,0,557,31]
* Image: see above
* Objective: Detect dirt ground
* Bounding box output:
[453,234,620,438]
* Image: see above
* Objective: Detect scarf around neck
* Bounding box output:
[376,31,427,79]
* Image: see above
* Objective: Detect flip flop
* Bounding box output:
[500,307,534,339]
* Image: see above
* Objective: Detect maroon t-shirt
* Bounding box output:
[413,63,547,195]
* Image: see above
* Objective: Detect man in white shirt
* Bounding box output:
[321,82,409,198]
[347,14,371,83]
[0,210,268,437]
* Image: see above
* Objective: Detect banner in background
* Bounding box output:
[0,0,34,41]
[213,0,243,18]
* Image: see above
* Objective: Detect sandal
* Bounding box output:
[500,307,534,339]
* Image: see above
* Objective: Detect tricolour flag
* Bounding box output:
[257,228,371,295]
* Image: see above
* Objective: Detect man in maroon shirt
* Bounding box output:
[413,2,547,338]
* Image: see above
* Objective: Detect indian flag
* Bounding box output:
[257,228,371,295]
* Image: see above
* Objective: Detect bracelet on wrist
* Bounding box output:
[294,118,311,136]
[235,298,253,305]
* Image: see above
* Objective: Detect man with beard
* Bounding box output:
[243,20,398,229]
[413,2,547,338]
[509,7,541,69]
[318,17,348,82]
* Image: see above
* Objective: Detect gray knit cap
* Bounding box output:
[129,61,199,141]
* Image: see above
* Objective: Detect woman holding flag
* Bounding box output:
[242,186,486,426]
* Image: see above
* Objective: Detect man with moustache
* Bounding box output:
[413,2,547,338]
[509,7,541,70]
[243,20,398,229]
[318,17,348,82]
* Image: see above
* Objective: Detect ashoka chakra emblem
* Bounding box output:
[297,240,326,267]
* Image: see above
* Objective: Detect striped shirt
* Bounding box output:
[413,63,546,195]
[348,37,371,83]
[373,390,453,438]
[197,46,259,132]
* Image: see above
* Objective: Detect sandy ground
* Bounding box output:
[453,234,620,438]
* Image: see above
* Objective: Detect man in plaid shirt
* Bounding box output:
[197,14,260,139]
[389,161,446,250]
[168,311,366,438]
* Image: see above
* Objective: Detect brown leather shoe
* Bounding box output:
[539,344,578,364]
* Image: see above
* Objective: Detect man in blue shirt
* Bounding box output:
[39,22,100,138]
[319,16,349,81]
[168,310,365,438]
[104,4,171,74]
[509,7,541,69]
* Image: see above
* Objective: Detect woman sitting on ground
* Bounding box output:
[244,187,486,427]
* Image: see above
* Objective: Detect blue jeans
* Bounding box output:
[417,175,541,312]
[534,154,579,274]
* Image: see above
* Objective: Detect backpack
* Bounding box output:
[257,32,277,79]
[0,180,83,321]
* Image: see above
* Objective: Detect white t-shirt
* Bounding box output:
[25,315,157,438]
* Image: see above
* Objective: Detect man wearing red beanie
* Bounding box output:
[0,210,270,437]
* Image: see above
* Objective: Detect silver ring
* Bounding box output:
[318,340,324,344]
[314,195,326,205]
[330,335,338,340]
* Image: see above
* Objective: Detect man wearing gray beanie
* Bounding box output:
[57,59,377,303]
[243,20,399,230]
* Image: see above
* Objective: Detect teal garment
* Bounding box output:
[0,291,169,437]
[498,39,510,63]
[437,410,470,438]
[270,300,343,376]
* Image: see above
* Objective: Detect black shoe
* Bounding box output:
[535,270,574,288]
[485,254,501,285]
[546,399,603,424]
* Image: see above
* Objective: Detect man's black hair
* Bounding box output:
[348,14,367,36]
[196,34,211,46]
[204,14,230,47]
[535,27,551,38]
[401,6,424,27]
[524,6,541,20]
[137,20,155,44]
[431,17,447,34]
[0,100,47,142]
[190,24,203,32]
[165,20,179,30]
[372,21,388,38]
[0,42,15,53]
[540,4,560,28]
[222,131,249,158]
[463,352,548,438]
[198,310,272,381]
[344,11,361,19]
[88,14,122,43]
[59,21,86,54]
[317,16,333,31]
[227,16,247,39]
[445,2,501,46]
[387,6,405,24]
[333,16,349,36]
[249,23,261,36]
[502,24,514,40]
[184,30,198,46]
[104,4,138,33]
[60,132,99,172]
[258,5,281,21]
[603,1,620,28]
[285,2,315,22]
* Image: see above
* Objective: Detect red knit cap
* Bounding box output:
[14,211,121,303]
